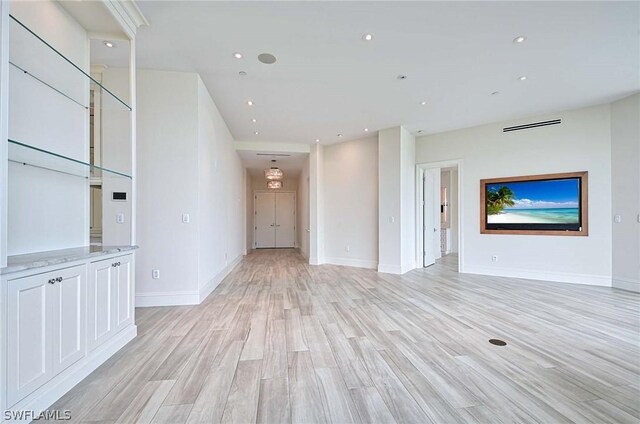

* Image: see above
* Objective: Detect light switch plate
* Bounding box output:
[614,215,622,223]
[116,213,125,224]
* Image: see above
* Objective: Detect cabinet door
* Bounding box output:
[50,265,86,375]
[87,259,116,351]
[6,273,53,407]
[114,255,133,332]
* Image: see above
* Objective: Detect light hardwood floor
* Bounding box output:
[52,249,640,423]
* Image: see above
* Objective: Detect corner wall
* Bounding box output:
[323,136,378,268]
[610,93,640,292]
[136,70,245,306]
[416,104,613,286]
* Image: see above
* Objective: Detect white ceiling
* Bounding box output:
[237,150,308,178]
[135,1,639,145]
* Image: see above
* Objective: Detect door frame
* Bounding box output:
[415,159,464,272]
[253,190,297,249]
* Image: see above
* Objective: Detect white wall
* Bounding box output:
[136,70,244,306]
[378,126,416,274]
[323,136,378,268]
[417,104,613,286]
[610,93,640,292]
[197,77,244,297]
[7,0,89,255]
[297,157,310,258]
[450,169,459,253]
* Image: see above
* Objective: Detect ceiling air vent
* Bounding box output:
[503,119,561,133]
[256,153,291,157]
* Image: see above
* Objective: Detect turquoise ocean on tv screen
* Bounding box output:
[504,208,579,223]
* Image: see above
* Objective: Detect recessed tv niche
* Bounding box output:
[480,171,588,236]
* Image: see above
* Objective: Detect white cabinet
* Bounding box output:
[114,254,133,332]
[87,254,133,351]
[6,265,85,407]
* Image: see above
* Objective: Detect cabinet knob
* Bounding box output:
[48,278,56,284]
[56,277,63,282]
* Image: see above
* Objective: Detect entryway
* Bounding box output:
[417,160,463,272]
[254,191,296,248]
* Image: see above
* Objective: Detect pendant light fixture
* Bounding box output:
[267,180,283,189]
[264,159,284,180]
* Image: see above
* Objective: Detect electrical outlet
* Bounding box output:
[345,245,350,252]
[152,269,160,279]
[492,255,498,262]
[614,215,622,223]
[116,213,125,224]
[182,213,190,224]
[389,216,395,223]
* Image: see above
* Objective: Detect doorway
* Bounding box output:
[417,160,463,272]
[254,191,296,248]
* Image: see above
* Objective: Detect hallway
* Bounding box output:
[53,249,639,423]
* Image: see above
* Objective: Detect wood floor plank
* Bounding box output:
[50,250,639,424]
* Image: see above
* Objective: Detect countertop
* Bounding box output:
[1,245,138,275]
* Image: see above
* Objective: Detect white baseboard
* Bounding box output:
[3,325,136,423]
[612,277,640,293]
[378,264,402,274]
[462,265,612,287]
[135,255,244,307]
[324,256,377,269]
[199,255,243,302]
[136,290,200,307]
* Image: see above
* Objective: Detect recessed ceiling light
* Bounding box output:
[247,100,254,106]
[337,133,343,137]
[491,91,500,95]
[233,52,243,59]
[420,101,427,105]
[513,36,526,43]
[519,76,527,81]
[397,75,407,80]
[362,33,374,41]
[252,119,257,123]
[254,131,259,135]
[364,128,369,132]
[417,130,424,134]
[104,41,114,48]
[238,71,247,76]
[315,139,320,143]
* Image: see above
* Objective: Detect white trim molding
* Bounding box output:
[324,257,377,270]
[199,255,243,302]
[463,265,612,287]
[136,254,243,307]
[612,277,640,293]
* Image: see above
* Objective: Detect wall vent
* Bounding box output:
[256,153,291,157]
[503,119,561,133]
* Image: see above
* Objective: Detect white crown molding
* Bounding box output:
[103,0,149,39]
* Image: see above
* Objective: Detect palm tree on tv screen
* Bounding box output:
[487,186,515,215]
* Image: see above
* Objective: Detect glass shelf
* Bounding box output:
[9,14,131,112]
[8,139,132,179]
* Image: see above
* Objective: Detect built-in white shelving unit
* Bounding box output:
[0,1,147,421]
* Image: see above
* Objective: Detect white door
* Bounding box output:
[275,192,295,248]
[255,192,276,248]
[51,265,86,375]
[114,255,133,332]
[88,258,116,351]
[7,273,53,407]
[423,169,441,267]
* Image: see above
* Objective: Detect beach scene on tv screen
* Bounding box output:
[486,178,580,224]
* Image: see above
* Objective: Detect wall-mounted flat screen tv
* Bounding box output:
[480,172,588,236]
